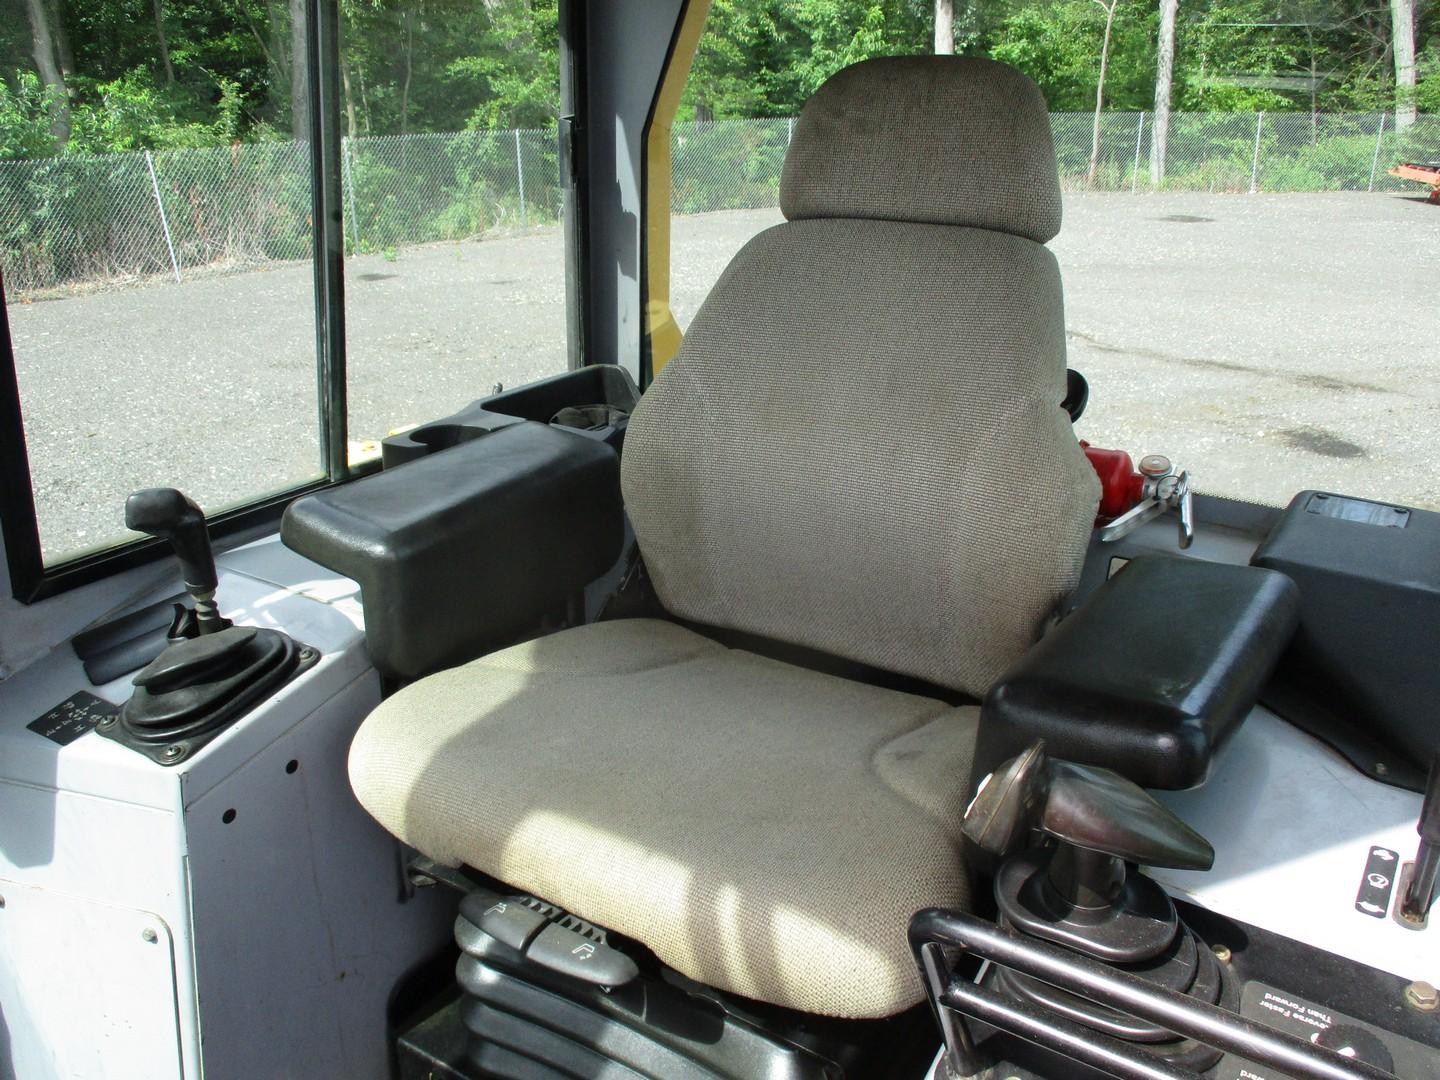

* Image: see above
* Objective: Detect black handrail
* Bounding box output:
[909,908,1394,1080]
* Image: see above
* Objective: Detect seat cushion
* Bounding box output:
[623,217,1099,699]
[349,618,979,1019]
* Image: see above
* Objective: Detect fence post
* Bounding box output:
[342,136,360,254]
[787,117,794,145]
[1368,112,1387,192]
[1249,112,1264,194]
[1131,112,1145,193]
[145,150,182,283]
[514,129,527,224]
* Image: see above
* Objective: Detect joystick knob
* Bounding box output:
[964,741,1213,872]
[966,741,1213,962]
[125,488,230,634]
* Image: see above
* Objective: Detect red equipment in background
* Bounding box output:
[1389,162,1440,204]
[1081,441,1195,548]
[1081,442,1145,522]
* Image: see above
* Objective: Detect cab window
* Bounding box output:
[651,0,1438,513]
[0,0,565,590]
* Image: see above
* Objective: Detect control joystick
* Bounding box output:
[964,742,1231,1068]
[100,487,312,767]
[125,487,231,635]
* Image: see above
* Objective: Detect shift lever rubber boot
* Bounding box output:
[965,742,1232,1069]
[98,626,318,765]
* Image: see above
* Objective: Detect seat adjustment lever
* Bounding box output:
[458,888,639,987]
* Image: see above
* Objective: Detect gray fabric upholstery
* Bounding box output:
[349,619,979,1019]
[781,55,1062,243]
[347,58,1100,1024]
[623,218,1100,699]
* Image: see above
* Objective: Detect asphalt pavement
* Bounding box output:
[7,191,1437,562]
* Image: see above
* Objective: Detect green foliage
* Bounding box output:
[65,70,217,153]
[992,1,1157,110]
[1420,48,1440,113]
[671,119,789,211]
[0,72,58,160]
[3,0,1438,296]
[3,0,1435,163]
[680,0,932,119]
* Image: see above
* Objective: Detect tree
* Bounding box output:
[1150,0,1177,183]
[1086,0,1121,185]
[151,0,176,86]
[1393,0,1417,126]
[936,0,954,53]
[22,0,71,145]
[290,0,307,139]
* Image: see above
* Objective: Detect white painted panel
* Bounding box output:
[0,881,182,1080]
[185,673,454,1080]
[1154,708,1438,985]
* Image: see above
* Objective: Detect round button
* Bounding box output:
[1138,454,1173,477]
[1313,1025,1394,1071]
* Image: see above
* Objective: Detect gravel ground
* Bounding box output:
[8,191,1438,561]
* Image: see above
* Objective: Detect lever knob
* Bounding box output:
[965,742,1213,872]
[125,488,218,593]
[1044,761,1213,871]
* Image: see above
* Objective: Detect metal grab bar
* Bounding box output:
[909,908,1394,1080]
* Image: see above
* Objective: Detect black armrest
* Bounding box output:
[281,421,622,680]
[975,556,1299,790]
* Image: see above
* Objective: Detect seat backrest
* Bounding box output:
[621,56,1101,698]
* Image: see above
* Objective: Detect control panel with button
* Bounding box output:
[456,888,639,988]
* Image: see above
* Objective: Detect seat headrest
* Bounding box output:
[779,56,1061,243]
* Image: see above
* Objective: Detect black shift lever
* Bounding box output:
[965,741,1213,871]
[1401,751,1440,924]
[125,488,230,634]
[965,741,1212,961]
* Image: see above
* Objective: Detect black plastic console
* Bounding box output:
[382,364,639,468]
[1254,490,1440,787]
[281,421,623,680]
[976,556,1299,790]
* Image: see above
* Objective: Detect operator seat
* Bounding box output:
[347,56,1100,1020]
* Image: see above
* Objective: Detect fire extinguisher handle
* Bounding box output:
[1176,472,1195,549]
[1097,467,1195,549]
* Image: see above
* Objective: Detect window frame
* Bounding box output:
[1,0,352,604]
[3,0,589,605]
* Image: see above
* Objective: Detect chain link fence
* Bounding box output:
[0,128,557,296]
[1,113,1434,297]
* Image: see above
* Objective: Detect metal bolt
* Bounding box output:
[161,744,184,761]
[0,894,6,909]
[97,715,116,728]
[298,646,316,662]
[1404,980,1439,1012]
[1212,944,1233,964]
[142,928,158,944]
[1376,762,1390,776]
